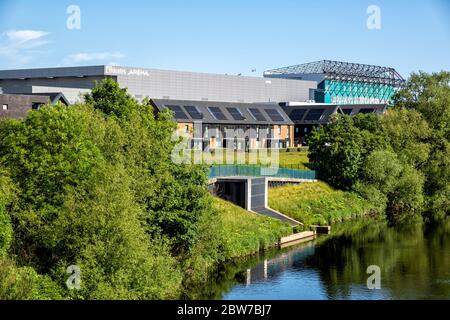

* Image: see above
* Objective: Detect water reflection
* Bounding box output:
[217,218,450,300]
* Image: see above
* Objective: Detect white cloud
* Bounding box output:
[0,30,50,64]
[64,52,125,65]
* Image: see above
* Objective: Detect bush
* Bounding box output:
[0,172,14,257]
[0,259,63,300]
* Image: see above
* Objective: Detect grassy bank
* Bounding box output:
[269,182,374,226]
[213,197,292,259]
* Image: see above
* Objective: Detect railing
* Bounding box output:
[209,165,317,180]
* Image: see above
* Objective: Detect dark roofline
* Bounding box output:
[16,92,70,105]
[281,103,386,124]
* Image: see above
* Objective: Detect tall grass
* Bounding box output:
[269,182,374,226]
[213,198,292,259]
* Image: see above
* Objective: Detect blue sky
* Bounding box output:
[0,0,449,78]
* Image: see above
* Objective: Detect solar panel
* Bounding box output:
[342,108,353,115]
[304,108,325,121]
[226,107,245,121]
[289,109,307,121]
[165,105,189,119]
[248,108,267,121]
[184,105,203,119]
[264,108,284,121]
[359,108,375,114]
[207,107,228,120]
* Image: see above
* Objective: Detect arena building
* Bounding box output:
[0,60,404,148]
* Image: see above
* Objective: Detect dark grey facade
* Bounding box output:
[0,93,69,119]
[0,94,52,118]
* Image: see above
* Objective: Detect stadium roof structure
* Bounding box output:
[264,60,405,87]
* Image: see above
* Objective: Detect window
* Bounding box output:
[185,125,189,133]
[359,108,375,114]
[278,127,282,135]
[248,108,267,121]
[2,104,8,110]
[295,127,299,133]
[289,109,307,121]
[205,125,208,138]
[184,105,203,119]
[304,109,325,121]
[342,108,353,115]
[226,107,245,120]
[264,108,284,121]
[207,107,227,120]
[32,102,44,110]
[165,105,189,119]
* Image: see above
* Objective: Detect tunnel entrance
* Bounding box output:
[208,177,301,226]
[214,179,247,209]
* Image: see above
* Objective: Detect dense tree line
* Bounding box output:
[308,71,450,224]
[0,79,225,299]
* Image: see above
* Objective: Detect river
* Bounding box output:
[198,218,450,300]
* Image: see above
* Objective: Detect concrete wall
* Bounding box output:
[250,178,267,211]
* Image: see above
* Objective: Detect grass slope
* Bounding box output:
[213,197,291,259]
[269,182,373,226]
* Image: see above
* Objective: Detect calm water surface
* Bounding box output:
[203,219,450,300]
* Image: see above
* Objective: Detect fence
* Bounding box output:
[209,165,317,180]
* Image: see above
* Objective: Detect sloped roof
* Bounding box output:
[280,102,386,124]
[151,99,294,125]
[15,92,70,105]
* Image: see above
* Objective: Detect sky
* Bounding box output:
[0,0,449,78]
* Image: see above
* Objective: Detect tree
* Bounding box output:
[0,103,183,298]
[392,71,450,221]
[393,71,450,140]
[85,79,212,252]
[84,78,138,118]
[355,149,424,223]
[382,108,431,168]
[307,114,387,190]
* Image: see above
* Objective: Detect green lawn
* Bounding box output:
[191,150,311,170]
[268,182,374,226]
[278,151,310,170]
[213,197,292,259]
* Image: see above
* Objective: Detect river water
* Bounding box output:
[202,219,450,300]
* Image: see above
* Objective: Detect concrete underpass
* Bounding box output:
[209,177,301,226]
